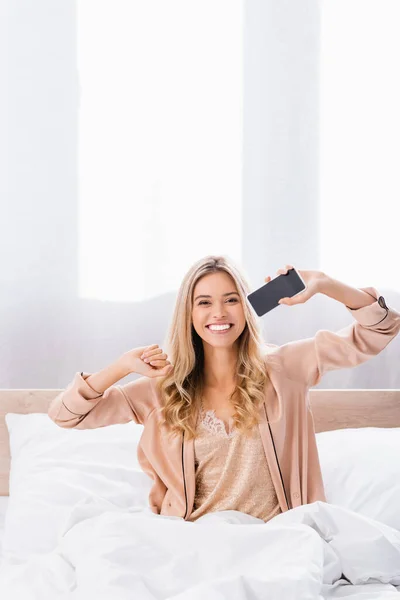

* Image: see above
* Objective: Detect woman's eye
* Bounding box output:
[199,298,238,305]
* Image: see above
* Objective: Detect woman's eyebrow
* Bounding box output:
[194,292,239,301]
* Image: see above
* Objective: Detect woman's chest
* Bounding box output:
[201,390,236,425]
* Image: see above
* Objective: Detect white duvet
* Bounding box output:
[1,499,399,600]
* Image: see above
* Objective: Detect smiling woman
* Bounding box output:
[154,254,282,522]
[194,276,244,337]
[158,255,269,441]
[48,253,400,525]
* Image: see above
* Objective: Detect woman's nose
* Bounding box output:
[213,308,228,317]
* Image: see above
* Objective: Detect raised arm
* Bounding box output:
[270,285,400,388]
[48,345,172,429]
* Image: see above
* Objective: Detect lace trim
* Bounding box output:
[198,399,237,439]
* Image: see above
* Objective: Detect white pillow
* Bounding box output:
[3,413,152,561]
[316,427,400,531]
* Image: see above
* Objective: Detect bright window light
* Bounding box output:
[77,0,243,302]
[319,1,400,291]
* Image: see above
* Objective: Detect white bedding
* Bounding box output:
[0,497,8,564]
[0,497,400,599]
[2,414,400,598]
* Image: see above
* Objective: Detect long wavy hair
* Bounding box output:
[155,254,276,440]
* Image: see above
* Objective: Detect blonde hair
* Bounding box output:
[155,254,273,440]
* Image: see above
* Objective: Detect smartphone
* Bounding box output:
[246,268,306,316]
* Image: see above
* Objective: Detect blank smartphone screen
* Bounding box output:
[247,269,306,316]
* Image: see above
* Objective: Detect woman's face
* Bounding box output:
[191,272,247,346]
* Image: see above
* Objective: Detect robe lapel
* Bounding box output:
[183,433,195,519]
[257,401,290,512]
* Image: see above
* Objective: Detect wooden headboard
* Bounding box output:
[1,389,400,496]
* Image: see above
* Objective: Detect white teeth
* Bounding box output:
[207,324,232,331]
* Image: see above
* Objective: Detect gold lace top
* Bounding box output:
[188,400,282,523]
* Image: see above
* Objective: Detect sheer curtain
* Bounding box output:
[77,0,243,303]
[1,0,399,389]
[319,0,400,290]
[316,0,400,387]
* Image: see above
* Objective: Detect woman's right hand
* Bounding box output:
[121,345,174,378]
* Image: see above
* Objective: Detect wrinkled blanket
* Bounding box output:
[1,499,400,599]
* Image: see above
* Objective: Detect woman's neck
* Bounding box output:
[203,347,238,390]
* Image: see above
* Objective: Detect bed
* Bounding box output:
[0,388,400,598]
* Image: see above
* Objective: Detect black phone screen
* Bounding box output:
[246,268,306,316]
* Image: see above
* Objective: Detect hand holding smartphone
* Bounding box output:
[246,268,307,316]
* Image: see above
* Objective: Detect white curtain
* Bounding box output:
[77,0,244,303]
[1,0,399,389]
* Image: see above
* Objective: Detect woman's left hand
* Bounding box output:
[264,265,326,306]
